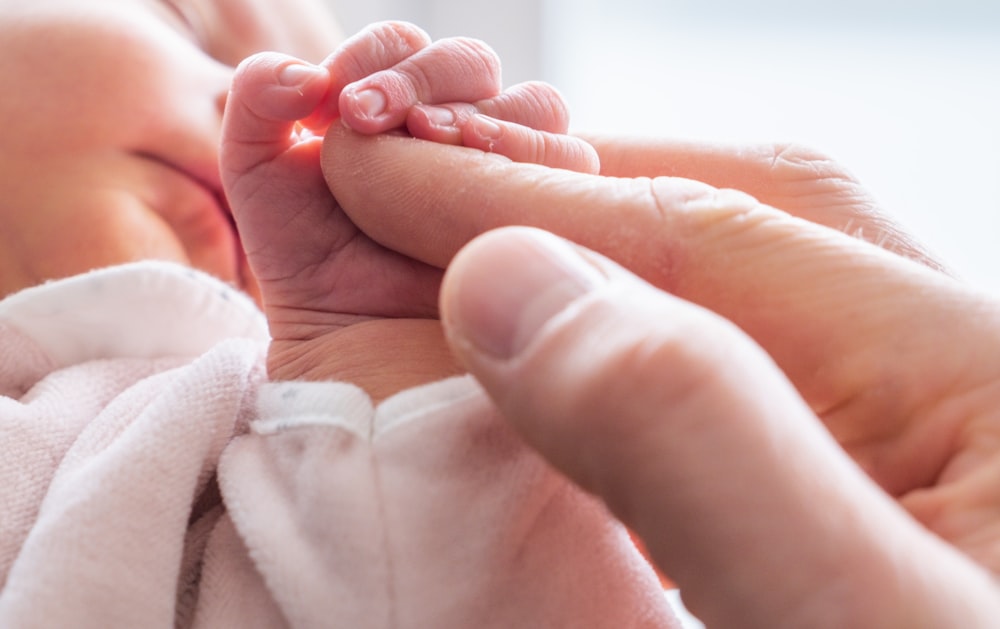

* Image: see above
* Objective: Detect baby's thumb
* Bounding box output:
[440,226,1000,629]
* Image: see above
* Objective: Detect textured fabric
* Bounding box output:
[0,262,679,628]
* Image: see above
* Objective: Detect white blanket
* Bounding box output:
[0,262,679,628]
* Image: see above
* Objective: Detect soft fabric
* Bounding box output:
[0,262,679,628]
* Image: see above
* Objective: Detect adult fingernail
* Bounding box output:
[351,88,388,119]
[278,63,325,88]
[445,228,606,361]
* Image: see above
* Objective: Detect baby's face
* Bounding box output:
[0,0,341,299]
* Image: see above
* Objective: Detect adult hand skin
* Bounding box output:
[323,129,1000,626]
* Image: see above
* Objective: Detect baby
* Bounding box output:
[0,1,677,626]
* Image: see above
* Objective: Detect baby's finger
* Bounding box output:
[476,81,571,134]
[407,109,598,174]
[460,115,599,173]
[339,37,502,134]
[222,52,330,177]
[303,21,432,129]
[403,79,572,145]
[221,52,336,301]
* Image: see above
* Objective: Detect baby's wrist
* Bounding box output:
[267,319,464,402]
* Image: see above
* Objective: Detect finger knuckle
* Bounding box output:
[366,21,432,52]
[648,176,792,267]
[439,37,502,85]
[398,62,436,103]
[339,22,431,80]
[507,81,570,132]
[767,142,859,187]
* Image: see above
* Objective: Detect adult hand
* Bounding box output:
[323,129,1000,626]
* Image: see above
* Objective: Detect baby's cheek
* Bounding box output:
[0,206,189,297]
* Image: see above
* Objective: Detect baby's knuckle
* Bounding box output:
[512,82,570,132]
[367,21,432,52]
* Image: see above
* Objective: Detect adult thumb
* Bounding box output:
[440,226,1000,629]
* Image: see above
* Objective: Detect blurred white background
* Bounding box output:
[328,0,1000,293]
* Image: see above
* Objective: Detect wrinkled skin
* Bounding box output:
[319,127,1000,625]
[220,21,597,397]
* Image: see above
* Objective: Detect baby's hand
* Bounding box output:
[220,22,593,397]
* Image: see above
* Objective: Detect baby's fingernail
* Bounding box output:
[420,105,457,128]
[351,88,388,119]
[470,114,502,141]
[278,63,325,88]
